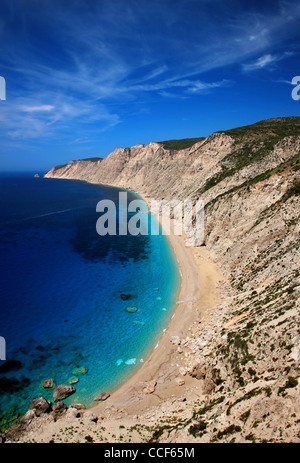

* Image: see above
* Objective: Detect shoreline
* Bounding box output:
[12,183,229,442]
[13,177,225,437]
[90,189,224,417]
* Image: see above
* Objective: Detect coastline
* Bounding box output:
[90,190,225,418]
[13,182,227,442]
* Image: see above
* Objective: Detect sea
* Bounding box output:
[0,172,180,429]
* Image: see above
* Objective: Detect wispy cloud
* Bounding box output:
[21,105,55,113]
[242,52,293,72]
[0,0,299,160]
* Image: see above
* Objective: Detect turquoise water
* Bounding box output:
[0,174,180,427]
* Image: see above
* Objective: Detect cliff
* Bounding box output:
[14,117,300,442]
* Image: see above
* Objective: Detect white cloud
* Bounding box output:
[242,52,293,72]
[1,0,299,147]
[21,105,55,112]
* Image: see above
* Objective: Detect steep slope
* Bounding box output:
[38,117,300,441]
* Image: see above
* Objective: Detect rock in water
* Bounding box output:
[42,378,54,389]
[0,360,22,373]
[71,366,88,376]
[29,397,52,415]
[53,384,75,402]
[121,293,132,300]
[94,391,110,401]
[69,376,79,384]
[125,307,138,313]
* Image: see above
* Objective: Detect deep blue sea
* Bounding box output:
[0,173,180,428]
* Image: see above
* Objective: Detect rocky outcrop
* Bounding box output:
[142,380,157,394]
[29,397,52,416]
[53,385,75,402]
[94,391,110,401]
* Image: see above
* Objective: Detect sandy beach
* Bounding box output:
[15,190,227,442]
[91,192,226,417]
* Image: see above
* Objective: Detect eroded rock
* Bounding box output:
[29,397,52,416]
[53,385,75,402]
[94,391,110,401]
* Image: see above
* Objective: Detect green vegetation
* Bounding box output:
[53,163,68,171]
[53,157,102,172]
[188,420,207,437]
[278,376,298,395]
[240,409,251,423]
[283,180,300,200]
[223,116,300,139]
[193,396,225,418]
[84,435,94,443]
[197,116,300,195]
[158,137,205,151]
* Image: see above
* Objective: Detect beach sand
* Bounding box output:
[91,193,226,417]
[16,191,227,442]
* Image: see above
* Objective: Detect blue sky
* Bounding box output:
[0,0,299,171]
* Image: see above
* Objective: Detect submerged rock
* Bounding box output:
[0,376,30,393]
[121,293,132,300]
[125,307,138,313]
[132,320,145,326]
[0,360,22,374]
[71,366,88,376]
[94,391,110,401]
[53,384,75,402]
[29,397,52,416]
[69,376,79,384]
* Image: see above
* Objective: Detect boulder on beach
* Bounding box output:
[53,384,75,402]
[142,380,157,394]
[20,410,36,426]
[52,401,68,416]
[94,391,110,401]
[29,397,52,416]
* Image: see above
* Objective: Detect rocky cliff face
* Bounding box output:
[43,117,300,442]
